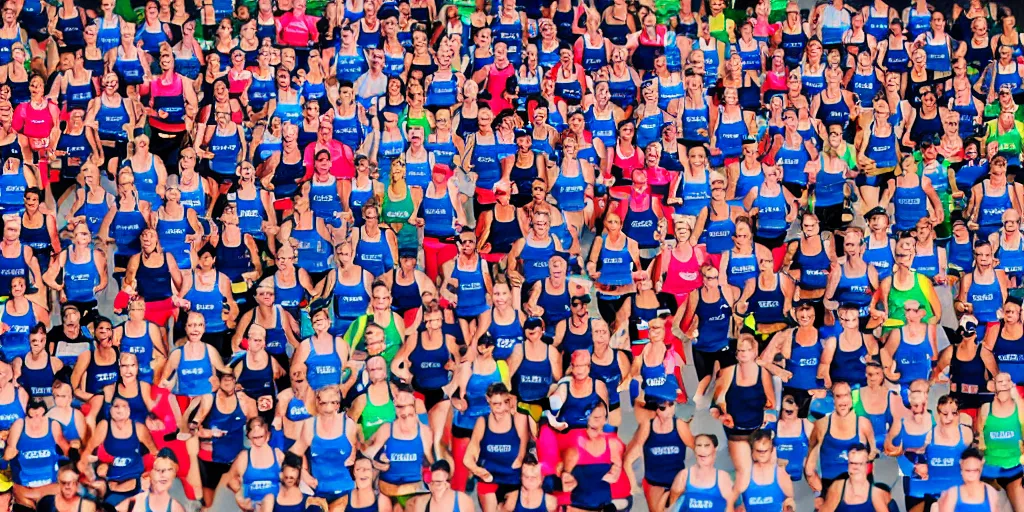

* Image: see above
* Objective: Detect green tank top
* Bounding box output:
[983,403,1022,469]
[405,110,432,138]
[446,0,476,22]
[654,0,680,25]
[361,385,397,440]
[986,122,1024,157]
[382,189,418,250]
[709,14,732,44]
[886,271,933,329]
[382,313,403,363]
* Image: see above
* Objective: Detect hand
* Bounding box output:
[235,496,254,511]
[452,397,468,412]
[476,469,494,482]
[508,271,524,287]
[561,472,577,492]
[145,417,166,432]
[914,463,929,480]
[806,474,822,493]
[777,369,793,382]
[884,444,902,457]
[720,413,735,428]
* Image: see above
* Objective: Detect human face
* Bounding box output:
[961,457,983,484]
[833,385,852,414]
[458,233,477,256]
[372,288,391,311]
[693,436,716,467]
[186,314,205,340]
[752,438,773,464]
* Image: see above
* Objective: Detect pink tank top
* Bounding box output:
[661,247,703,295]
[14,101,55,139]
[610,146,643,179]
[486,63,516,113]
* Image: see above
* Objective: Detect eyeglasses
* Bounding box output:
[458,239,475,245]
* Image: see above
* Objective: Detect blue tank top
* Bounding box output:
[305,338,343,391]
[111,202,146,257]
[309,418,355,496]
[915,426,966,498]
[111,46,145,85]
[863,237,894,280]
[293,224,332,274]
[681,470,728,511]
[156,214,190,268]
[18,355,55,398]
[749,277,787,325]
[820,414,861,479]
[173,345,213,397]
[449,257,487,318]
[753,187,789,239]
[514,346,553,403]
[135,254,172,302]
[409,335,450,391]
[243,449,280,502]
[694,290,731,352]
[992,329,1024,384]
[893,418,930,478]
[913,244,941,278]
[967,274,1002,323]
[776,140,810,186]
[642,420,687,487]
[120,325,155,382]
[742,467,787,512]
[490,310,523,361]
[184,274,226,333]
[893,183,928,232]
[273,273,304,321]
[560,379,599,429]
[519,236,555,285]
[793,239,831,290]
[682,97,710,142]
[421,192,456,239]
[209,127,242,178]
[0,302,34,361]
[453,367,501,430]
[950,486,992,512]
[725,250,758,289]
[354,231,394,278]
[12,420,58,486]
[894,328,934,386]
[103,421,145,481]
[479,416,521,485]
[979,182,1013,238]
[788,333,824,391]
[725,366,765,431]
[597,236,633,287]
[63,249,99,303]
[331,272,369,335]
[774,422,809,481]
[376,422,423,485]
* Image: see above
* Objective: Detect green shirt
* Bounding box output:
[382,189,418,250]
[886,271,936,329]
[983,403,1022,469]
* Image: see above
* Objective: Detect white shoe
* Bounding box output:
[693,394,709,411]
